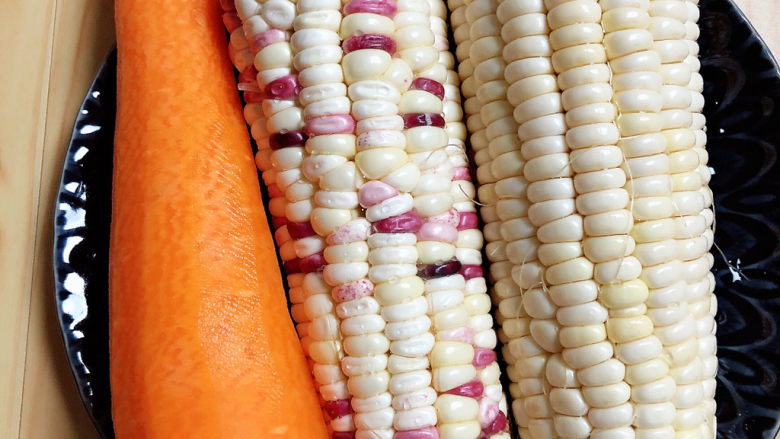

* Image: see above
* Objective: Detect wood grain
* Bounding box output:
[0,1,778,438]
[0,1,56,437]
[733,0,780,62]
[19,0,114,437]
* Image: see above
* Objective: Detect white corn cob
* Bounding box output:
[442,0,719,437]
[340,1,414,437]
[430,0,513,436]
[290,0,364,434]
[229,0,352,431]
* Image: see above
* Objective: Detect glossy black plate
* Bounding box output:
[54,48,116,438]
[54,1,780,437]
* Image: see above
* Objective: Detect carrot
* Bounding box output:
[109,0,328,437]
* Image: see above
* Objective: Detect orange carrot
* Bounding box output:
[109,0,328,437]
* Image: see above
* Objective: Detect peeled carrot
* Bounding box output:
[109,0,328,437]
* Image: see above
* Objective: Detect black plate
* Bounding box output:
[53,1,780,437]
[54,48,115,438]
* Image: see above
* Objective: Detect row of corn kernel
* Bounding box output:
[229,0,312,362]
[399,0,504,436]
[626,1,699,436]
[391,0,448,435]
[227,3,321,378]
[453,0,516,362]
[604,1,672,436]
[430,0,513,436]
[487,0,559,437]
[292,0,365,435]
[342,0,413,437]
[225,5,320,377]
[453,0,538,437]
[496,0,567,437]
[683,1,719,436]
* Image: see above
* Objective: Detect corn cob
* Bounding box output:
[444,0,718,437]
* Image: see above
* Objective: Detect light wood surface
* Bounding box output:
[0,1,776,437]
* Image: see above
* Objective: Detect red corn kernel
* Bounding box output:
[265,74,301,100]
[457,212,479,230]
[272,216,289,229]
[222,12,242,33]
[250,29,288,53]
[460,264,484,280]
[332,279,374,302]
[446,380,484,398]
[410,78,445,100]
[299,252,326,273]
[287,222,316,239]
[452,167,471,181]
[421,260,462,278]
[417,222,458,243]
[343,34,397,55]
[269,130,307,150]
[359,180,399,207]
[305,114,355,136]
[266,184,284,198]
[473,348,496,367]
[374,211,423,233]
[402,113,445,129]
[344,0,397,17]
[219,0,235,11]
[332,432,356,439]
[483,411,507,435]
[323,399,352,419]
[238,66,259,84]
[283,258,300,274]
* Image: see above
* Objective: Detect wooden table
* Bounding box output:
[1,1,777,437]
